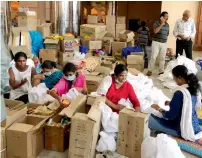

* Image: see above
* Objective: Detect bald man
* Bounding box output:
[173,10,196,59]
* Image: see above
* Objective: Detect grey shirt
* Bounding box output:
[153,20,169,43]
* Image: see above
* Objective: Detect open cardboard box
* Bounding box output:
[68,97,105,158]
[6,115,48,158]
[37,23,52,39]
[27,101,62,118]
[1,99,27,128]
[45,115,71,152]
[119,30,135,42]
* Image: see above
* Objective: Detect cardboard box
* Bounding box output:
[127,55,144,72]
[1,128,6,150]
[119,30,135,42]
[86,75,103,94]
[81,39,102,50]
[111,42,127,57]
[37,23,52,38]
[45,115,70,152]
[59,52,74,65]
[80,24,107,40]
[39,49,58,63]
[106,15,116,24]
[117,16,126,24]
[116,24,126,38]
[18,11,37,31]
[130,52,144,56]
[1,99,27,128]
[27,101,62,118]
[11,45,33,58]
[6,115,47,158]
[68,97,105,158]
[61,37,80,53]
[106,25,116,38]
[59,95,87,118]
[44,39,60,50]
[127,41,135,47]
[94,65,112,76]
[87,15,98,24]
[128,68,142,76]
[117,109,149,158]
[102,36,114,55]
[89,41,102,50]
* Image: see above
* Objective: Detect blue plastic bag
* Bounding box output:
[29,31,44,57]
[122,45,143,57]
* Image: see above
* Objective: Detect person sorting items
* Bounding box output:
[32,60,63,89]
[97,64,140,113]
[9,52,37,103]
[147,11,169,76]
[49,62,87,107]
[149,65,201,140]
[173,10,196,60]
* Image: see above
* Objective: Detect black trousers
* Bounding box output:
[176,39,192,59]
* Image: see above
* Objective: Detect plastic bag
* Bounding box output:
[99,102,119,133]
[62,88,81,100]
[28,83,55,104]
[141,134,185,158]
[96,131,117,152]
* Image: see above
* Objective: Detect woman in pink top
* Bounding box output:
[49,62,87,107]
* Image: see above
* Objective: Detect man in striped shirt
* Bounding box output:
[147,11,169,76]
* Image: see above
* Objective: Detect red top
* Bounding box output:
[106,76,140,113]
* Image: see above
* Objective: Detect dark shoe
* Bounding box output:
[159,72,164,75]
[146,71,152,76]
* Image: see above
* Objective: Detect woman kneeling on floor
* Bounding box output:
[149,65,202,140]
[9,52,37,103]
[97,64,140,113]
[32,60,63,89]
[49,62,87,107]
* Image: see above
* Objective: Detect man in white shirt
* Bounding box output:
[173,10,196,59]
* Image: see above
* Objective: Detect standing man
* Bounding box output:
[146,12,169,76]
[173,10,196,59]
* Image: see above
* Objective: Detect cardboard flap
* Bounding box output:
[8,123,34,132]
[87,106,101,122]
[88,72,101,76]
[61,95,87,118]
[87,97,105,121]
[42,23,52,27]
[11,45,33,58]
[30,117,49,132]
[44,39,59,44]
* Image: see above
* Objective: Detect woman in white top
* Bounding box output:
[9,52,36,103]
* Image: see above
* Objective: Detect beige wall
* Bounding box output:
[161,1,199,51]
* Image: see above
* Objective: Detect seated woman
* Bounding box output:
[97,64,140,113]
[149,65,201,138]
[9,52,36,103]
[49,62,87,107]
[32,60,63,89]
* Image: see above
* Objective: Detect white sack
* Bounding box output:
[28,83,55,104]
[99,102,119,133]
[96,131,117,152]
[141,134,185,158]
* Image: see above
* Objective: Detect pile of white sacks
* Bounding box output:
[158,56,198,91]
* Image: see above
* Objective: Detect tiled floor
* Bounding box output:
[37,51,202,158]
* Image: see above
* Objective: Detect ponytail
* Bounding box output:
[187,73,200,95]
[172,65,200,95]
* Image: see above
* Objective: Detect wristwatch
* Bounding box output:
[158,108,164,113]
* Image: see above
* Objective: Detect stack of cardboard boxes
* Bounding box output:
[116,16,126,39]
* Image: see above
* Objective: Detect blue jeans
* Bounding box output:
[148,115,180,137]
